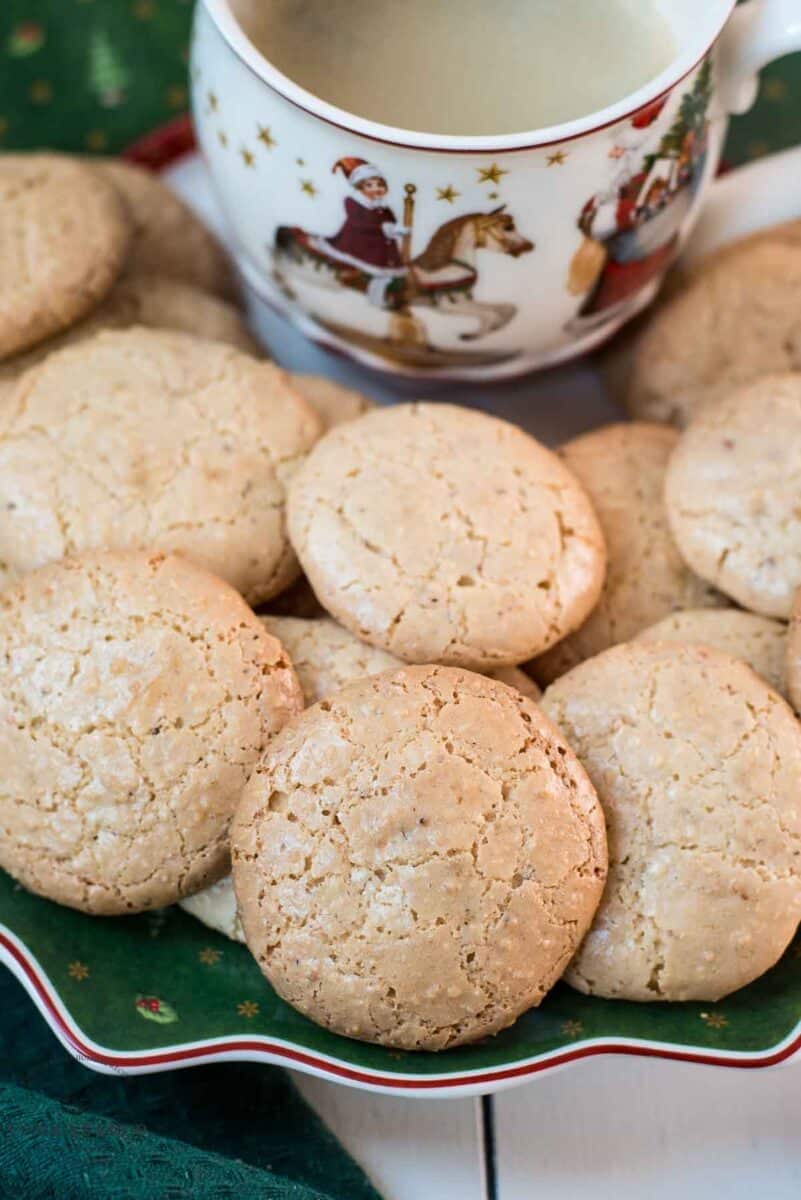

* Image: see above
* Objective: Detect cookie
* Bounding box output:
[0,327,321,604]
[181,614,401,939]
[636,609,788,697]
[232,665,607,1049]
[626,240,801,427]
[0,551,303,915]
[533,423,722,684]
[491,665,542,701]
[665,374,801,619]
[0,273,262,403]
[603,221,801,412]
[782,588,801,714]
[287,403,606,670]
[291,374,375,430]
[542,642,801,1002]
[182,621,542,940]
[94,159,236,299]
[0,154,131,360]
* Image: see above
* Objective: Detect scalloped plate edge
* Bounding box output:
[3,927,800,1097]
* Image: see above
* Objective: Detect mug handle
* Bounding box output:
[717,0,801,114]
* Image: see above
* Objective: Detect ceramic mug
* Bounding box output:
[191,0,801,380]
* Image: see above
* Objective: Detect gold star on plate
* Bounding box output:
[85,129,108,151]
[237,1000,259,1018]
[257,124,276,149]
[547,150,568,166]
[207,89,218,112]
[166,84,187,110]
[240,147,255,167]
[436,185,460,204]
[198,947,221,965]
[29,80,53,105]
[477,163,507,186]
[487,191,499,200]
[296,157,305,166]
[561,1019,583,1037]
[217,130,228,148]
[763,77,788,102]
[300,179,317,197]
[700,1011,729,1029]
[68,961,90,982]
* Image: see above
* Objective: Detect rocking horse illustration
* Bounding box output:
[273,156,534,367]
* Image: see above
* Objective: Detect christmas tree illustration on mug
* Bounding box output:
[567,59,713,333]
[274,156,533,365]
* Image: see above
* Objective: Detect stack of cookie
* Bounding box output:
[2,154,801,1052]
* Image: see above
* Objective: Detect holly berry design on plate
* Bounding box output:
[135,994,178,1024]
[6,22,45,57]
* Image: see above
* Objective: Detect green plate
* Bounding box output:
[2,869,800,1096]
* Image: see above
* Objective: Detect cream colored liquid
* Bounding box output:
[233,0,677,135]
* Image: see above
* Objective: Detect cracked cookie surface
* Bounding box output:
[533,423,722,684]
[665,374,801,619]
[636,608,788,697]
[183,620,542,940]
[542,642,801,1002]
[287,403,606,670]
[626,240,801,427]
[0,326,321,603]
[0,273,261,404]
[94,159,236,300]
[0,551,303,915]
[232,664,607,1050]
[181,614,401,940]
[0,154,131,360]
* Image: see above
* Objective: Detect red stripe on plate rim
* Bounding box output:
[3,929,800,1090]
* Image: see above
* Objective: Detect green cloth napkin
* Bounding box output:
[0,970,381,1200]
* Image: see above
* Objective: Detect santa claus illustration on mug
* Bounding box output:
[568,63,711,329]
[311,157,411,306]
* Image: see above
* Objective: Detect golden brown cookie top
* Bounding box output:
[636,608,788,697]
[0,551,303,915]
[233,664,607,1050]
[0,327,321,604]
[626,240,801,427]
[534,422,721,684]
[95,158,236,299]
[542,641,801,1002]
[0,272,262,403]
[0,154,131,359]
[665,373,801,619]
[287,402,606,670]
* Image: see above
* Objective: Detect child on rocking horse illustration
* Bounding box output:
[273,152,533,363]
[311,157,410,307]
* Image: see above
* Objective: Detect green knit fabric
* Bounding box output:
[0,971,381,1200]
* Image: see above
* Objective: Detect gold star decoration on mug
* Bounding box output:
[436,185,460,203]
[477,164,507,185]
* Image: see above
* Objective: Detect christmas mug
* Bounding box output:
[191,0,801,380]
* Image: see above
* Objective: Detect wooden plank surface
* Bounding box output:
[296,1075,486,1200]
[494,1056,801,1200]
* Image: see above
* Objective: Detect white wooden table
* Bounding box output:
[297,1058,801,1199]
[168,152,801,1200]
